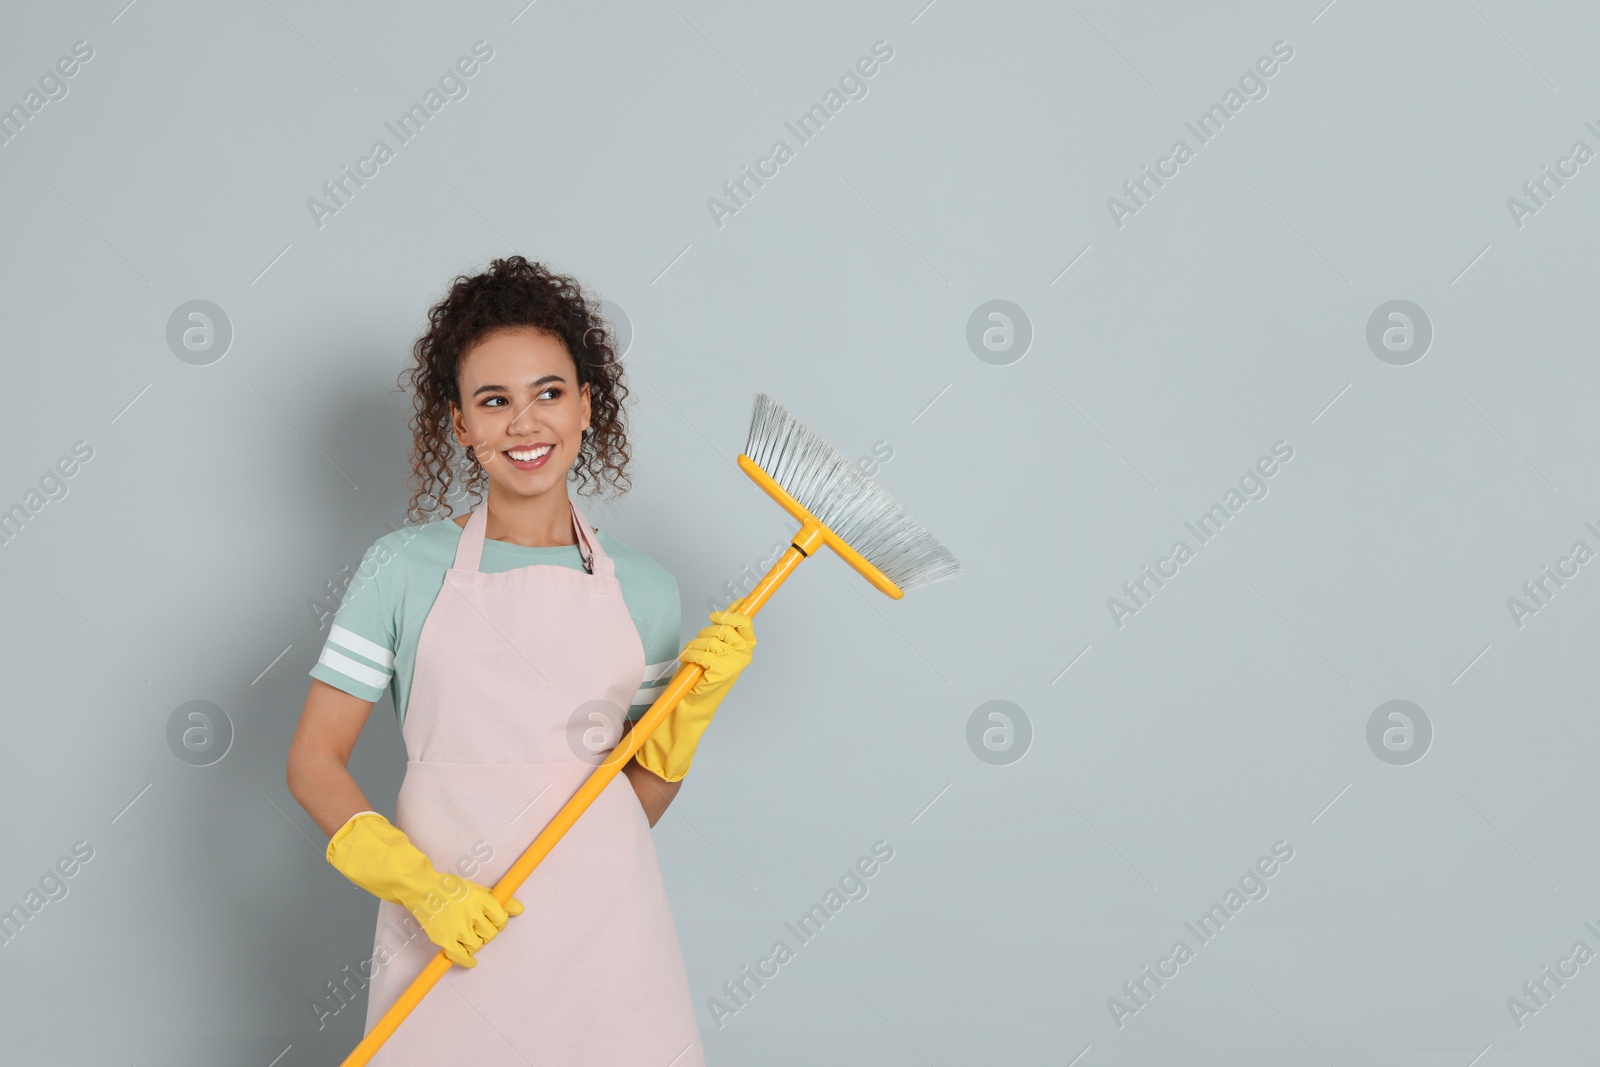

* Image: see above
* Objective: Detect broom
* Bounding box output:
[340,392,962,1064]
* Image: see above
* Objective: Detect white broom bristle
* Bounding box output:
[742,393,963,593]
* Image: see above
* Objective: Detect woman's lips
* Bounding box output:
[502,444,554,471]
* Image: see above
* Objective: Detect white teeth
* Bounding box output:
[506,445,553,462]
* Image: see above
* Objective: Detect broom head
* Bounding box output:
[740,393,963,599]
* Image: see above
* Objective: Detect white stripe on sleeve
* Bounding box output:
[632,658,678,706]
[318,646,393,690]
[329,624,395,669]
[641,658,678,684]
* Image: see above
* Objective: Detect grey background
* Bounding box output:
[1,0,1597,1063]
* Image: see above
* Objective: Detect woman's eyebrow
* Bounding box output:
[471,375,566,397]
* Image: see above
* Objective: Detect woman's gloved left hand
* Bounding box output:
[634,610,755,782]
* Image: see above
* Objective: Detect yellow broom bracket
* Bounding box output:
[737,454,905,601]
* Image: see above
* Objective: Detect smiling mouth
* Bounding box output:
[503,444,555,468]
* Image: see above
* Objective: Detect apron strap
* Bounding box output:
[570,502,613,578]
[453,500,491,573]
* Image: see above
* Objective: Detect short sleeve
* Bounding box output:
[628,572,683,721]
[308,538,397,704]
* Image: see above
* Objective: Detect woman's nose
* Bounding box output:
[506,400,540,434]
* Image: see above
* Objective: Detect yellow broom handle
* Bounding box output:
[339,523,824,1065]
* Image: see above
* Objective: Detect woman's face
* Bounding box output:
[450,327,591,501]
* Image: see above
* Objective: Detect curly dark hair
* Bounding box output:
[397,255,632,524]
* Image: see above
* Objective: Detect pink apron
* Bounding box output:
[361,497,705,1066]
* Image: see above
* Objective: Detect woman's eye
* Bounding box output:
[482,389,560,407]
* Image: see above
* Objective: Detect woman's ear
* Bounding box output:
[581,382,591,435]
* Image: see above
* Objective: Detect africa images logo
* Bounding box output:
[706,41,894,229]
[1106,40,1295,229]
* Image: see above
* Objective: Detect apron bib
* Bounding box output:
[361,498,705,1066]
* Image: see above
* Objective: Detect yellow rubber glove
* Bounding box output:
[635,610,756,782]
[325,812,522,968]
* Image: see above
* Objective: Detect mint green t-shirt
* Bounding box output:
[309,515,683,726]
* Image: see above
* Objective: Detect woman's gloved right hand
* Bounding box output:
[325,812,521,968]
